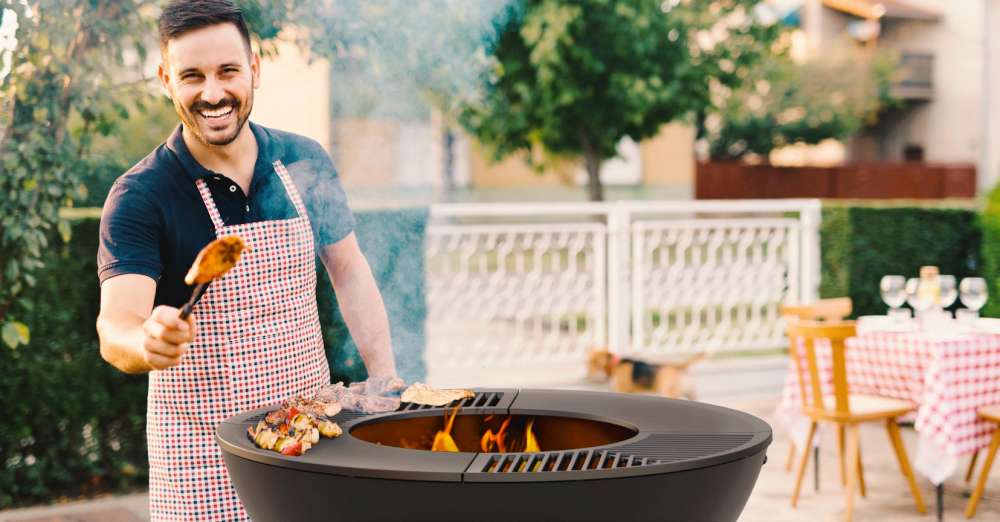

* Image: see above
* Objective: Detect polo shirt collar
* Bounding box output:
[165,121,285,183]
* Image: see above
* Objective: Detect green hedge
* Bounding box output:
[819,205,983,317]
[0,209,427,509]
[980,187,1000,316]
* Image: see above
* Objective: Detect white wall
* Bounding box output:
[251,38,331,154]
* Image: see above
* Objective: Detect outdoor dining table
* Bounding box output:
[775,316,1000,520]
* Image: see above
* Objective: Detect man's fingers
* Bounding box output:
[144,337,188,359]
[145,351,183,371]
[151,305,190,332]
[145,313,195,344]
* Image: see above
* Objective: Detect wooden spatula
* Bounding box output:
[179,235,248,320]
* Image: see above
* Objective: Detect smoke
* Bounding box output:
[259,1,521,382]
[300,0,518,120]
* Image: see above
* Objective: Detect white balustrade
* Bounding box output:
[423,200,820,384]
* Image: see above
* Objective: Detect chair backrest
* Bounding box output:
[780,297,852,322]
[786,320,857,416]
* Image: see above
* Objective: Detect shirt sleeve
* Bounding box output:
[284,140,356,249]
[97,178,164,284]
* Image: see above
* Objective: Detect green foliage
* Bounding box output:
[819,206,982,317]
[979,185,1000,316]
[459,0,783,200]
[0,218,149,508]
[705,40,897,160]
[0,1,156,346]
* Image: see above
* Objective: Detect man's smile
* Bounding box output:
[198,106,234,119]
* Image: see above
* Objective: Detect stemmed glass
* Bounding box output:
[880,275,908,319]
[958,277,988,324]
[905,277,933,319]
[939,275,958,310]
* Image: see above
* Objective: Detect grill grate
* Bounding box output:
[479,433,753,473]
[481,449,654,474]
[398,391,504,411]
[613,433,753,463]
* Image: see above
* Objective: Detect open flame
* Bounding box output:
[430,406,460,452]
[411,407,542,453]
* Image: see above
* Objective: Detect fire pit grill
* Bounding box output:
[218,389,771,522]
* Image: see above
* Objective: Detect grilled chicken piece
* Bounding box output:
[285,397,342,418]
[184,235,247,285]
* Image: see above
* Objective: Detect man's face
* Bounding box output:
[158,23,259,147]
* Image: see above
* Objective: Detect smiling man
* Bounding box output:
[94,1,397,520]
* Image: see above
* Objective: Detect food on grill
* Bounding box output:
[315,382,401,413]
[184,235,247,285]
[287,397,342,418]
[401,383,474,407]
[247,405,341,456]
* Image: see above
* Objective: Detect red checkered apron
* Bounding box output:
[146,160,331,521]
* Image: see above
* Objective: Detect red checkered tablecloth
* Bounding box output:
[776,332,1000,464]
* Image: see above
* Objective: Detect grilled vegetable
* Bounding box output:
[318,419,342,438]
[279,439,303,456]
[291,413,313,431]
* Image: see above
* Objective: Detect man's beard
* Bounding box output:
[176,91,253,147]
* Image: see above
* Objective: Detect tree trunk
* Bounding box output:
[578,128,604,201]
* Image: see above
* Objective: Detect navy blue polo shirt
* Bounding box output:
[98,122,355,308]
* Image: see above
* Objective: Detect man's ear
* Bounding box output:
[156,62,172,99]
[250,52,261,89]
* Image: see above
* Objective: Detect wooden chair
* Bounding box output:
[965,405,1000,518]
[781,297,854,475]
[781,297,853,323]
[788,321,926,522]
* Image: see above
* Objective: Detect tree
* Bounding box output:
[459,0,784,201]
[703,39,897,161]
[0,1,157,348]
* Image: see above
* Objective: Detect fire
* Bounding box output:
[430,406,460,452]
[480,417,511,452]
[524,420,540,452]
[410,408,543,453]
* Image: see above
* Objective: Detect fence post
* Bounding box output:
[607,203,630,354]
[800,200,822,303]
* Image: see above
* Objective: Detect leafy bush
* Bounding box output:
[0,209,427,508]
[820,205,982,317]
[979,186,1000,316]
[0,218,148,508]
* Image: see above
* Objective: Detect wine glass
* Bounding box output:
[939,275,958,309]
[905,277,933,316]
[880,275,907,318]
[959,277,988,313]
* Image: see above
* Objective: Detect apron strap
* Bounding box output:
[271,160,310,221]
[195,178,227,231]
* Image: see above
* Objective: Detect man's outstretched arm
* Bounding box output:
[319,232,397,378]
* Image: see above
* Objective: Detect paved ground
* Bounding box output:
[3,360,1000,521]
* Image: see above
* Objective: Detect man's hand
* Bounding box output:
[141,306,196,370]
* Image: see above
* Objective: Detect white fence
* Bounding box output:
[423,200,821,385]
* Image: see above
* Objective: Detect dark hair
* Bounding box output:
[158,0,252,57]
